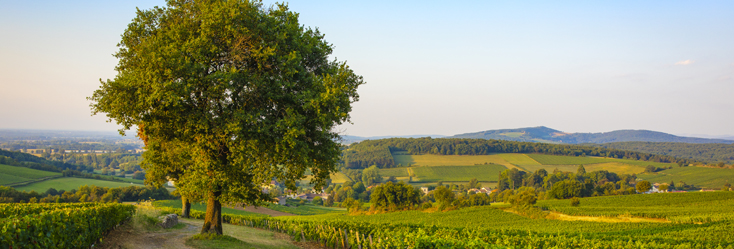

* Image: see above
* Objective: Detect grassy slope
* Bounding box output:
[379,167,409,177]
[154,200,268,217]
[637,166,734,188]
[499,153,541,165]
[264,203,345,215]
[411,164,506,182]
[386,153,717,186]
[329,172,350,184]
[394,154,509,166]
[14,177,146,192]
[536,191,734,223]
[0,164,61,185]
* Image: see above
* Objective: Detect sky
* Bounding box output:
[1,1,733,137]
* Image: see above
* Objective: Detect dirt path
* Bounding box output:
[97,217,325,249]
[97,220,199,249]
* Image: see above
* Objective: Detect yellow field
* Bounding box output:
[394,154,527,172]
[518,162,646,175]
[395,154,503,166]
[498,153,541,166]
[329,172,350,184]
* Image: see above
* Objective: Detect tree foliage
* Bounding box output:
[636,180,652,193]
[361,165,383,186]
[90,0,362,234]
[369,181,421,212]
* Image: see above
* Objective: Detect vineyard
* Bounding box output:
[0,202,135,249]
[151,191,734,248]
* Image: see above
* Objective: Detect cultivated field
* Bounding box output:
[378,167,409,177]
[498,153,541,165]
[411,164,506,182]
[329,172,351,184]
[14,177,146,192]
[638,166,734,189]
[0,164,61,185]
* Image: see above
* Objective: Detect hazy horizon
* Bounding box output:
[1,1,732,137]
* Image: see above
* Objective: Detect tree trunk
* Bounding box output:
[201,191,223,234]
[182,196,191,218]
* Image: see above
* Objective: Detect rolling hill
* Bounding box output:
[450,126,734,144]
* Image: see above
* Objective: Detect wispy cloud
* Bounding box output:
[675,60,694,65]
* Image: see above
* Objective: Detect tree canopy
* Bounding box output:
[90,0,362,234]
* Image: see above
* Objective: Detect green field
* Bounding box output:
[329,172,350,184]
[0,164,61,185]
[394,154,511,167]
[264,203,345,215]
[153,200,268,217]
[411,164,506,182]
[637,166,734,189]
[498,153,541,166]
[527,154,676,168]
[14,177,147,192]
[537,191,734,223]
[379,167,409,177]
[527,154,614,165]
[519,162,647,175]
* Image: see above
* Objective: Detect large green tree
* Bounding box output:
[90,0,362,234]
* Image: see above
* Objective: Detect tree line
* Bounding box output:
[344,137,701,169]
[0,149,93,172]
[591,141,734,165]
[0,185,172,203]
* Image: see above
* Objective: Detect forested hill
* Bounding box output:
[590,142,734,164]
[342,137,698,169]
[0,149,92,172]
[449,126,734,144]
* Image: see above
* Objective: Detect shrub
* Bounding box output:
[570,197,580,207]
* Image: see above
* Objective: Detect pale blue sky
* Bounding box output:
[1,1,732,137]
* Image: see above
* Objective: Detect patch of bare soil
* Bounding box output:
[97,218,325,249]
[96,220,199,249]
[227,204,296,217]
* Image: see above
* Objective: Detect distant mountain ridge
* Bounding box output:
[449,126,734,144]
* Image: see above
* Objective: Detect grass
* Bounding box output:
[379,167,409,177]
[14,177,146,192]
[527,154,613,165]
[265,203,345,215]
[527,154,676,168]
[154,200,268,217]
[520,162,647,175]
[500,132,525,138]
[411,164,507,182]
[637,166,734,189]
[329,172,350,184]
[183,218,300,249]
[0,164,61,185]
[187,234,251,249]
[0,173,32,185]
[536,191,734,223]
[498,153,541,166]
[394,154,511,166]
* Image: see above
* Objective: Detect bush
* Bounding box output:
[570,197,580,207]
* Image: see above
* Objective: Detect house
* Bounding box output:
[274,197,287,205]
[420,187,429,195]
